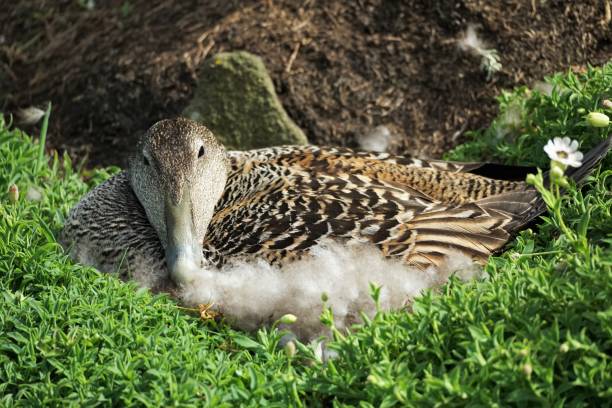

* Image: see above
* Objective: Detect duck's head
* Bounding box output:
[129,118,229,285]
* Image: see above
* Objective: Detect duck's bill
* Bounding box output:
[164,197,203,285]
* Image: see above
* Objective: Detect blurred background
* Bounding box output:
[1,0,610,167]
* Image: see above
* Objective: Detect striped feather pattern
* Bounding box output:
[205,146,536,270]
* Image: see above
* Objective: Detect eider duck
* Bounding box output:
[60,118,610,292]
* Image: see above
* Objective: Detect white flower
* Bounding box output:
[543,137,583,168]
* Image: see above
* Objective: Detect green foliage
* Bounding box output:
[0,64,611,406]
[446,64,612,169]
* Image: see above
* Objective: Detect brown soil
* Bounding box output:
[2,0,611,167]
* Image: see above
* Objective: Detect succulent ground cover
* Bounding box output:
[0,64,610,406]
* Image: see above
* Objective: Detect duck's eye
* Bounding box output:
[198,146,205,159]
[143,155,150,166]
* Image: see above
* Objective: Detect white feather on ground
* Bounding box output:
[533,81,554,96]
[26,186,43,202]
[494,103,523,139]
[357,125,393,153]
[16,107,45,125]
[458,24,487,55]
[174,240,483,340]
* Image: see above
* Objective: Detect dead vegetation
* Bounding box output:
[1,0,610,166]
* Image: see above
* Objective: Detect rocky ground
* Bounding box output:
[1,0,611,167]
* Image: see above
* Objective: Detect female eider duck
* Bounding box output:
[61,118,610,293]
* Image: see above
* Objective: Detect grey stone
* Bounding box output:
[183,51,308,150]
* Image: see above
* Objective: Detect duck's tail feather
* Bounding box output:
[401,136,610,268]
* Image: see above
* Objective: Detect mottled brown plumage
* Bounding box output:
[205,145,535,269]
[60,118,611,289]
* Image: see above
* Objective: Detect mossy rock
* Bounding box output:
[183,51,308,150]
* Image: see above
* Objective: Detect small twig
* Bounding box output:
[175,305,200,313]
[518,251,562,257]
[322,8,339,27]
[451,121,469,143]
[196,32,208,44]
[381,35,402,42]
[199,40,215,63]
[292,20,309,31]
[1,62,17,82]
[285,42,301,74]
[199,303,221,320]
[37,102,52,173]
[191,40,215,73]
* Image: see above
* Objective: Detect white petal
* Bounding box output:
[574,151,584,161]
[570,140,579,151]
[543,144,555,159]
[553,137,563,146]
[562,136,571,146]
[543,144,552,155]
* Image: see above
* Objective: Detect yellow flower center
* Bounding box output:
[557,150,568,159]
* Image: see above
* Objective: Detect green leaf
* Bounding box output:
[232,335,262,350]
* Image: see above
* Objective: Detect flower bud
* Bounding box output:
[576,108,586,114]
[586,112,609,128]
[367,374,383,386]
[550,166,565,182]
[8,184,19,203]
[284,340,296,357]
[522,363,533,376]
[559,343,569,353]
[550,159,567,172]
[278,313,297,325]
[602,99,612,110]
[525,174,537,186]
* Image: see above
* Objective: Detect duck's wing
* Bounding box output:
[207,147,534,269]
[229,145,533,177]
[400,189,541,268]
[227,146,528,204]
